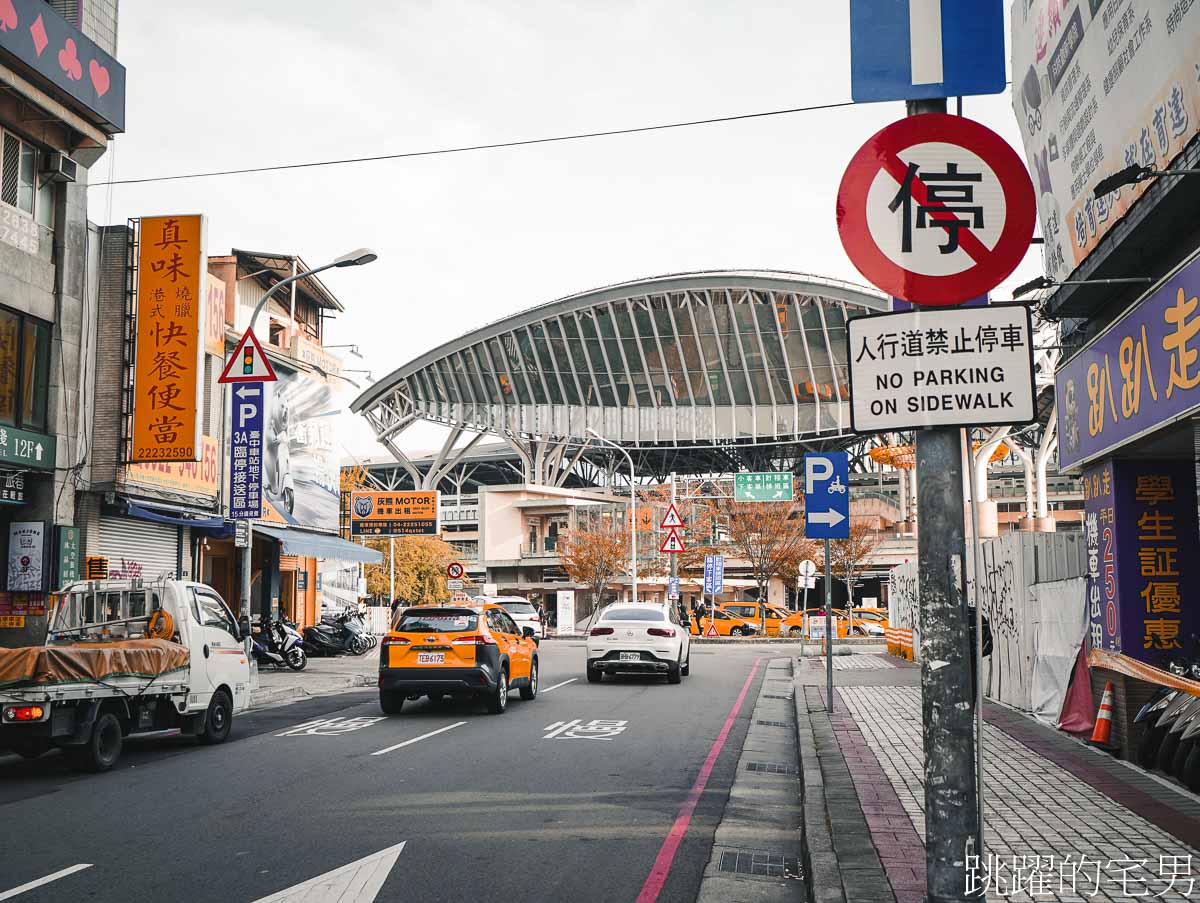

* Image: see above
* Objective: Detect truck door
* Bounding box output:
[191,587,250,710]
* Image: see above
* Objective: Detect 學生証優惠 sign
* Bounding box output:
[131,215,205,463]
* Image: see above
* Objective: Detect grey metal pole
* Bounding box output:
[670,472,678,605]
[963,430,987,860]
[825,537,833,713]
[389,537,395,603]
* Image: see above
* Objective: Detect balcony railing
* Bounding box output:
[521,542,561,558]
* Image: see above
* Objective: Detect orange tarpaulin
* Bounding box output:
[1088,648,1200,697]
[0,639,189,689]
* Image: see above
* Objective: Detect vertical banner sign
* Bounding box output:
[56,526,80,588]
[556,589,576,636]
[230,382,264,520]
[703,555,725,594]
[132,214,205,463]
[8,521,43,591]
[1082,460,1118,653]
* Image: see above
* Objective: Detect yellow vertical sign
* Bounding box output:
[131,215,205,462]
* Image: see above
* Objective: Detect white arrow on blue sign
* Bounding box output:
[230,381,264,520]
[804,452,850,540]
[849,0,1005,103]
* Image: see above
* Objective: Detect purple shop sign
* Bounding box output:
[1057,250,1200,470]
[1082,461,1118,654]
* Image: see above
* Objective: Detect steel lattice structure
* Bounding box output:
[351,271,890,485]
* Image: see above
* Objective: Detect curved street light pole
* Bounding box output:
[586,429,637,605]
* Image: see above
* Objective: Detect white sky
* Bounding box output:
[96,1,1043,458]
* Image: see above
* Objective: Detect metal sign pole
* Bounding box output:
[825,537,833,713]
[670,473,678,605]
[389,537,395,602]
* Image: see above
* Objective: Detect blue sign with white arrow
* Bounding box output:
[703,555,724,595]
[229,381,264,520]
[849,0,1005,103]
[804,452,850,540]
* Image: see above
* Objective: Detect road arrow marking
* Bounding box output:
[808,509,846,527]
[250,843,405,903]
[0,864,93,901]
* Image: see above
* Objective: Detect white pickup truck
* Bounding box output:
[0,579,251,772]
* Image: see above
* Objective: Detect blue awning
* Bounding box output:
[125,500,226,529]
[252,524,382,564]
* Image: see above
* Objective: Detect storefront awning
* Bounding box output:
[125,500,225,529]
[252,525,382,564]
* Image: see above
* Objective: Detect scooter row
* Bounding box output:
[302,608,377,657]
[1134,670,1200,791]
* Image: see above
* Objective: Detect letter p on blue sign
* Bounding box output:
[804,452,850,540]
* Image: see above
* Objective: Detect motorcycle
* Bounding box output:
[304,610,365,656]
[251,616,307,671]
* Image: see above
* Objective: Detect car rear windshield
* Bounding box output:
[395,609,478,633]
[499,601,536,615]
[602,607,666,622]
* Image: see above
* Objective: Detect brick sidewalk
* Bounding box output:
[799,655,1200,903]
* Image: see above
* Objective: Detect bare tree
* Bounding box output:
[825,520,884,624]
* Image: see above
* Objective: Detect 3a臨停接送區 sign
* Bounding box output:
[847,304,1036,432]
[836,114,1035,307]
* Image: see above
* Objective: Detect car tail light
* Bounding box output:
[530,614,541,622]
[381,636,410,647]
[452,634,497,645]
[590,627,614,636]
[3,706,44,722]
[647,627,676,638]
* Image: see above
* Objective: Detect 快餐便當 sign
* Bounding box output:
[847,304,1036,432]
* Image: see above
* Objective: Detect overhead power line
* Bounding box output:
[89,99,858,188]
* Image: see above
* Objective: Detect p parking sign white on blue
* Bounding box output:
[849,0,1006,103]
[803,453,850,540]
[230,381,264,520]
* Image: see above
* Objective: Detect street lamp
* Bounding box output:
[586,428,637,605]
[1092,163,1200,198]
[1011,274,1152,300]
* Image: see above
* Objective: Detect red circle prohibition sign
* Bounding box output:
[447,562,464,579]
[836,114,1036,307]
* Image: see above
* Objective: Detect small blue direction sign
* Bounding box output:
[849,0,1005,103]
[229,381,264,520]
[804,452,850,540]
[703,555,725,595]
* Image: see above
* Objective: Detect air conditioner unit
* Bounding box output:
[39,152,77,184]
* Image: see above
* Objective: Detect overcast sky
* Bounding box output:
[96,1,1041,458]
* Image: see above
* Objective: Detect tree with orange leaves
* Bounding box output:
[560,513,630,622]
[825,520,883,613]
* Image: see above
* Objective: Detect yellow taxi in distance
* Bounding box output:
[717,602,791,636]
[379,603,539,715]
[688,607,760,637]
[778,608,853,638]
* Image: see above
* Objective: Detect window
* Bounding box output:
[0,307,49,430]
[602,607,666,622]
[0,131,37,217]
[193,590,236,637]
[499,600,536,615]
[395,610,478,633]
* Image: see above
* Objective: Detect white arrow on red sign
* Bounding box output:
[660,503,684,530]
[660,529,686,554]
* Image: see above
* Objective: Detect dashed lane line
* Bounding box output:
[370,721,468,757]
[540,678,577,693]
[0,864,93,901]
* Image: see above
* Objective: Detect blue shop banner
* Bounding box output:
[1057,250,1200,470]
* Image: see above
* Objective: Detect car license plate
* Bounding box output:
[619,652,641,662]
[417,652,445,664]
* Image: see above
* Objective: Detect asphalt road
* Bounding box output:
[0,641,770,903]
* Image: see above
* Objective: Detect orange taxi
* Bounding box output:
[379,602,539,715]
[716,601,791,636]
[689,607,760,637]
[779,608,853,638]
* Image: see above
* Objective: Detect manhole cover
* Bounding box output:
[756,720,790,727]
[718,849,802,879]
[746,761,798,775]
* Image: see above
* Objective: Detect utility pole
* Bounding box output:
[910,94,980,903]
[824,537,833,713]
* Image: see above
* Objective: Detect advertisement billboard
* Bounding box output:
[350,491,440,537]
[131,214,205,463]
[126,435,220,499]
[1011,0,1200,282]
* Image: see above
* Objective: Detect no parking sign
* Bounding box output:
[836,114,1035,307]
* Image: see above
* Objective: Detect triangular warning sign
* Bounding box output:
[660,503,684,530]
[659,528,686,554]
[219,328,278,384]
[705,620,718,638]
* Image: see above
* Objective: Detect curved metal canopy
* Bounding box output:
[352,270,889,451]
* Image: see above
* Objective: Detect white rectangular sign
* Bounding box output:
[1011,0,1200,282]
[847,304,1036,433]
[556,589,576,636]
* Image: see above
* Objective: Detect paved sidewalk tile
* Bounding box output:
[837,686,1200,903]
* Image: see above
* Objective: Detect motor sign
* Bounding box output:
[219,328,278,384]
[847,304,1036,433]
[836,114,1035,307]
[804,452,850,540]
[849,0,1005,103]
[229,381,264,520]
[351,491,440,537]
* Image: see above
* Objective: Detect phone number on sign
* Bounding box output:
[134,446,195,460]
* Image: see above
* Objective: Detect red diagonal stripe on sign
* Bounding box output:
[881,152,991,264]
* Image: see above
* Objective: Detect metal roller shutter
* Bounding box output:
[97,515,180,581]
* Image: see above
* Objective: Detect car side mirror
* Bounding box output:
[238,616,251,640]
[522,626,535,639]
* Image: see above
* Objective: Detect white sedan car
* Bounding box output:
[586,602,690,684]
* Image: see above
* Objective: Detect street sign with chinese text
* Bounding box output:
[0,426,54,471]
[234,520,251,548]
[837,114,1035,306]
[447,579,464,591]
[668,576,680,600]
[229,381,264,520]
[847,305,1036,433]
[56,526,79,588]
[849,0,1005,103]
[132,214,205,463]
[703,555,724,594]
[219,327,278,384]
[734,472,794,502]
[350,491,439,537]
[804,453,850,540]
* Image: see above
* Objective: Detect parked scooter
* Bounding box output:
[251,616,307,671]
[1135,686,1179,767]
[304,610,364,656]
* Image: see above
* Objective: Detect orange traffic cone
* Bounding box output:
[1091,681,1115,745]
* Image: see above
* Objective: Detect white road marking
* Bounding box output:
[909,0,944,85]
[276,716,384,737]
[540,677,576,693]
[370,721,467,756]
[0,864,92,901]
[251,842,405,902]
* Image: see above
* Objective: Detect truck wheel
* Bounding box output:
[379,690,404,714]
[198,690,233,745]
[72,712,123,772]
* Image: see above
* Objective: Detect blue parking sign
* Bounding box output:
[850,0,1005,103]
[229,381,264,520]
[804,453,850,540]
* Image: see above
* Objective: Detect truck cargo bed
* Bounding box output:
[0,639,190,691]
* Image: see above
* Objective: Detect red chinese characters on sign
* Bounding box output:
[131,215,204,463]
